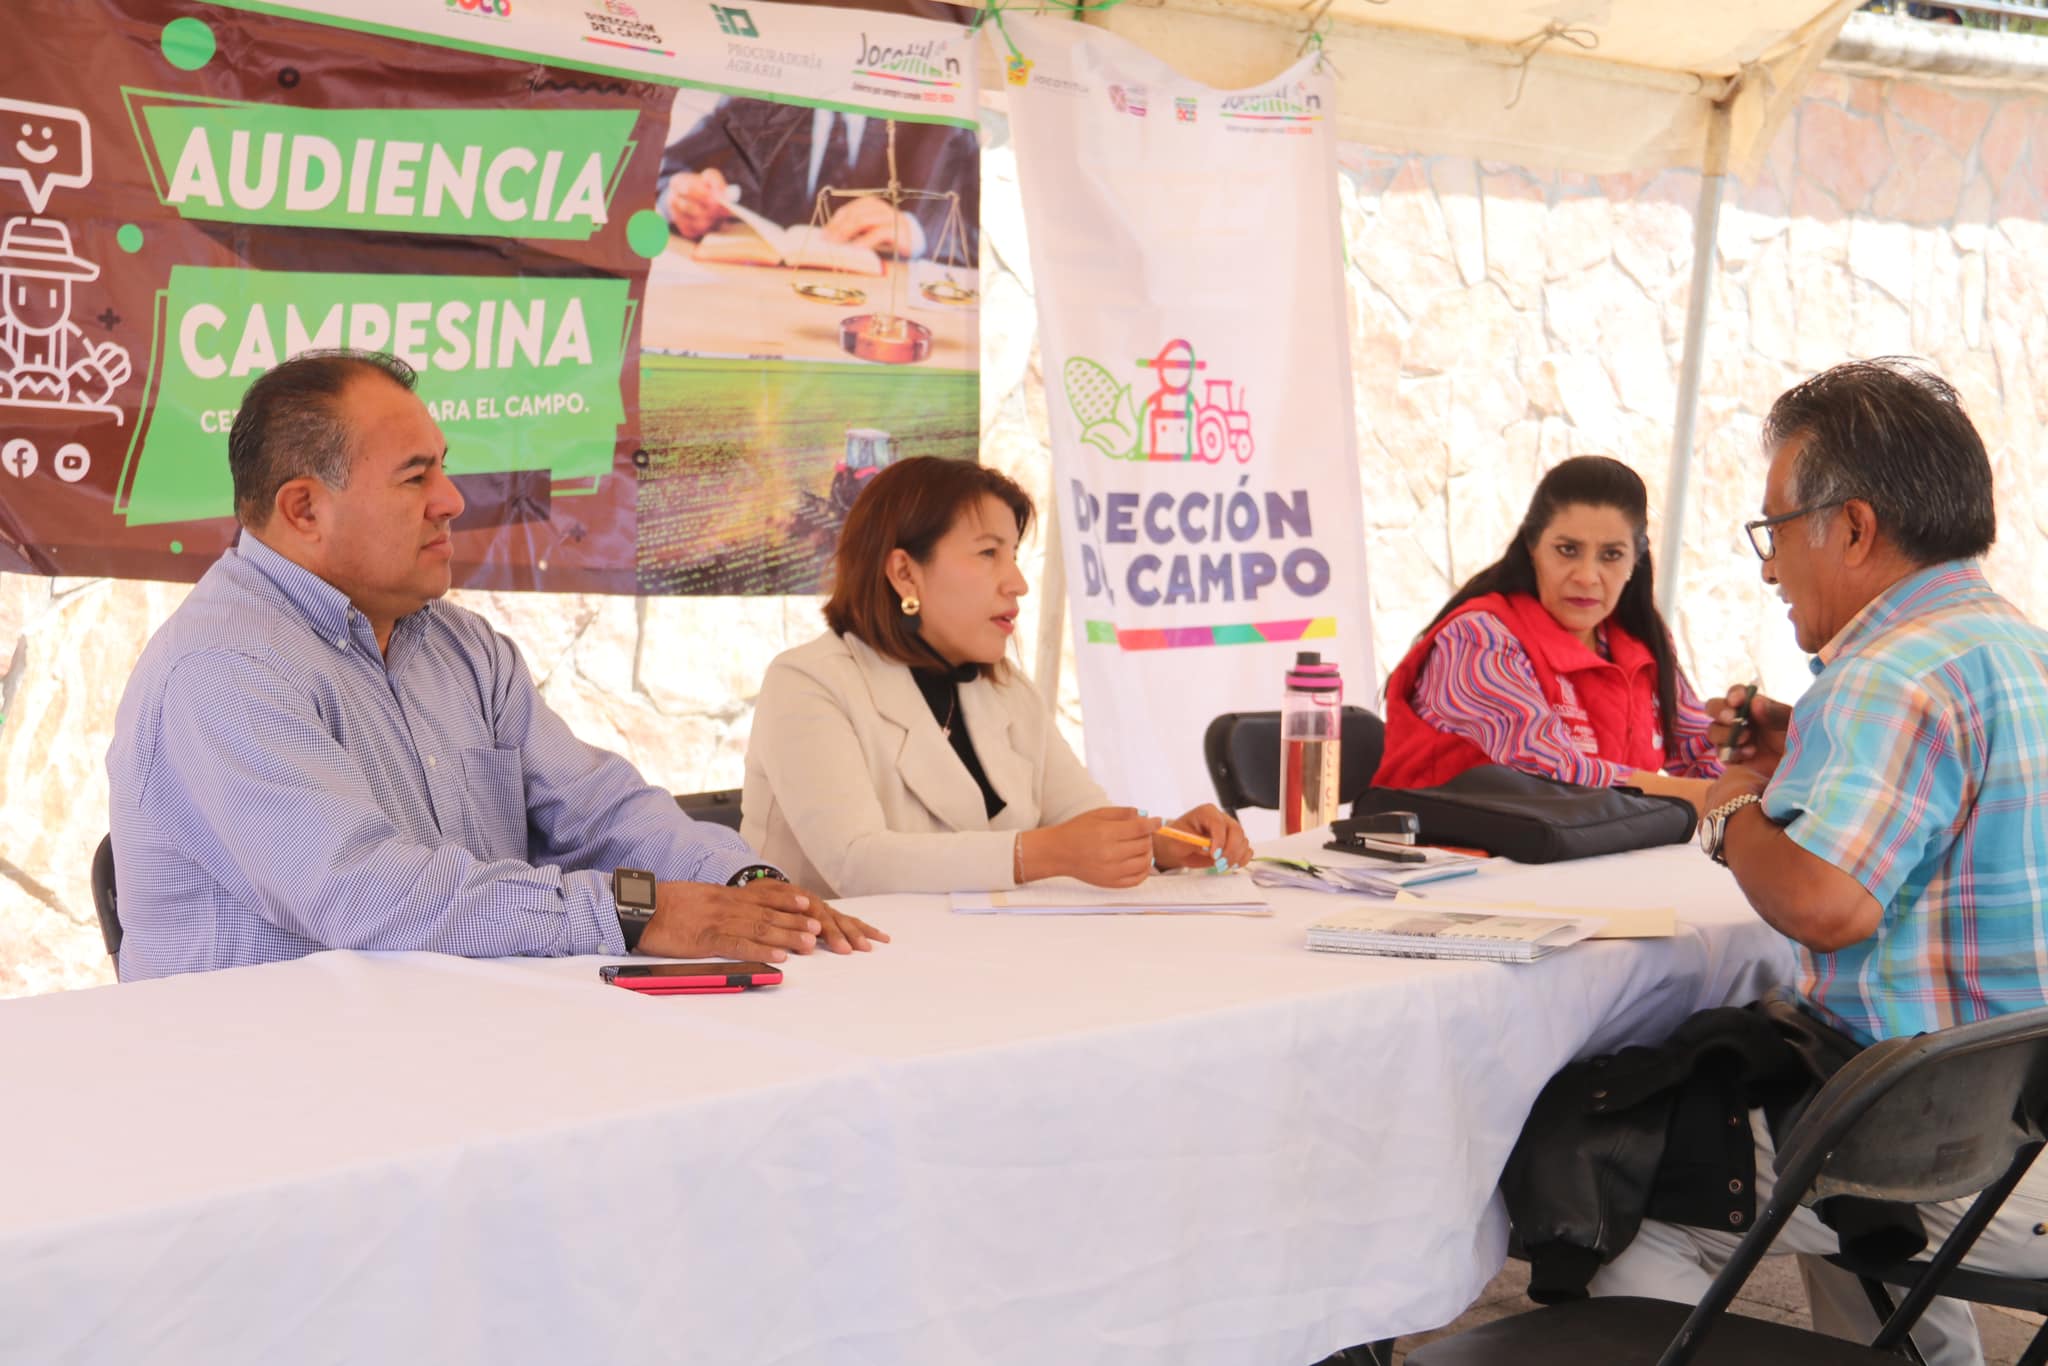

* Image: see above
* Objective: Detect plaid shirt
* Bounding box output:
[1765,561,2048,1045]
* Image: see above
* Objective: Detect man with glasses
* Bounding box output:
[1591,358,2048,1366]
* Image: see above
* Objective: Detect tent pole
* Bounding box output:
[1034,491,1067,713]
[1658,99,1733,622]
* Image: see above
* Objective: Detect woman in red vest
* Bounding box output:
[1374,456,1720,813]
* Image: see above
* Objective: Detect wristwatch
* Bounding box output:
[726,864,789,888]
[1699,794,1763,866]
[612,867,657,952]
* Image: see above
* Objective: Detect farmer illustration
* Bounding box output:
[0,216,131,412]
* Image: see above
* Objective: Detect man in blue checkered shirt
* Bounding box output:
[107,350,886,981]
[1595,359,2048,1366]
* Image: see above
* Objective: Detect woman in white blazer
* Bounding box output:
[743,457,1251,899]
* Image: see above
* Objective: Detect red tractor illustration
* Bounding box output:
[830,427,899,515]
[1139,339,1254,463]
[1195,378,1255,464]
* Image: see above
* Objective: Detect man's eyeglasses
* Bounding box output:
[1744,500,1848,561]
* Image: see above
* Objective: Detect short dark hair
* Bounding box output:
[1423,455,1683,746]
[1762,358,1995,565]
[227,350,418,527]
[823,456,1034,676]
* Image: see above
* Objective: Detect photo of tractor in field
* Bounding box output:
[830,428,899,513]
[784,426,901,561]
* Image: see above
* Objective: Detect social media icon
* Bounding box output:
[1,438,37,478]
[53,441,89,482]
[0,100,91,213]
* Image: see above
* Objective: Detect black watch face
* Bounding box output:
[614,869,656,911]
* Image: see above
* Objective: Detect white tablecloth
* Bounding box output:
[0,838,1794,1365]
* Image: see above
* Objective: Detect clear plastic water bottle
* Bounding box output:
[1281,650,1343,835]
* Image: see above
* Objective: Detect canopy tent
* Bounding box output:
[972,0,1865,670]
[1064,0,1861,178]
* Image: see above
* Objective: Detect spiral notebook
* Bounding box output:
[1305,905,1603,962]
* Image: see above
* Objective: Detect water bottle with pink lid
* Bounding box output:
[1281,650,1342,835]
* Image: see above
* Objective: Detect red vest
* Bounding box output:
[1373,591,1670,789]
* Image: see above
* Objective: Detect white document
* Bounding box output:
[645,246,725,287]
[953,875,1271,916]
[1306,905,1604,962]
[1393,896,1677,940]
[1249,851,1481,898]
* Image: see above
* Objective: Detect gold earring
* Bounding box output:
[901,595,920,616]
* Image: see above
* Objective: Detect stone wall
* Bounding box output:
[5,50,2046,996]
[1341,63,2048,707]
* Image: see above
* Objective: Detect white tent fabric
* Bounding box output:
[983,0,1862,178]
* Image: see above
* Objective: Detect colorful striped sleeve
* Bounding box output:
[1411,612,1631,787]
[1663,669,1726,779]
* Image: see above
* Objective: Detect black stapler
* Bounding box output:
[1328,811,1426,863]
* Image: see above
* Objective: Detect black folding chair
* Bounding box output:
[1203,706,1386,819]
[1829,1247,2048,1366]
[1315,1343,1394,1366]
[674,788,744,831]
[91,832,121,960]
[1408,1004,2048,1366]
[1829,1200,2048,1364]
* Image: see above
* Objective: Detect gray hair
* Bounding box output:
[1762,357,1995,563]
[227,351,418,528]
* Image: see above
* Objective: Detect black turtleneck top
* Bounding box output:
[910,663,1006,820]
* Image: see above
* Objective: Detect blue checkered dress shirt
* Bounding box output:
[1766,561,2048,1045]
[107,535,760,981]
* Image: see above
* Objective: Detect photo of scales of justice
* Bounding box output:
[782,119,977,365]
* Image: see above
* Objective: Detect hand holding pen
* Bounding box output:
[1718,681,1759,764]
[1711,681,1791,774]
[1152,806,1254,873]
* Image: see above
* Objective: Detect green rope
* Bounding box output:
[972,0,1130,71]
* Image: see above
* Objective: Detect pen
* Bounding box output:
[1720,681,1761,763]
[1155,825,1213,851]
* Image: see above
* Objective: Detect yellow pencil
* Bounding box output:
[1155,825,1213,850]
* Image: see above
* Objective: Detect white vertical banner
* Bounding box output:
[1006,19,1374,815]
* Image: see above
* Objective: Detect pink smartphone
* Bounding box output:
[599,962,783,994]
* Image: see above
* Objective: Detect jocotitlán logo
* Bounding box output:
[445,0,513,20]
[853,34,963,86]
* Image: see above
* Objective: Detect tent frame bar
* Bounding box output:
[1657,97,1734,622]
[1034,499,1067,709]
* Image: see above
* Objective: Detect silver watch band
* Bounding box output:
[1706,793,1763,865]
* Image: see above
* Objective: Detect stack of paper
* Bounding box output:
[1248,852,1480,898]
[1305,905,1604,962]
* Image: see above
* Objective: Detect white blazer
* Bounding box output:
[742,631,1109,898]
